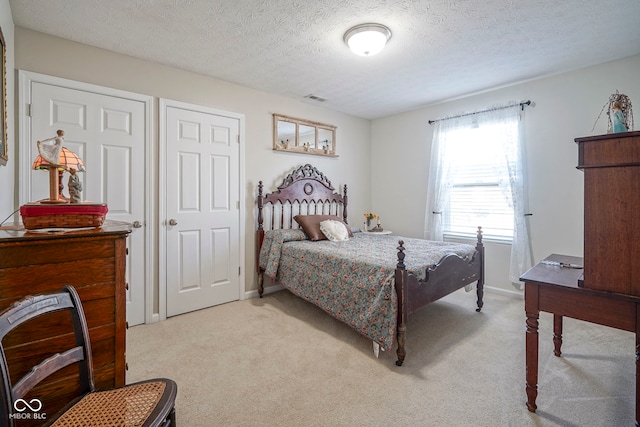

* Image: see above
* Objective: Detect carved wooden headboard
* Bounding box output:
[256,164,348,265]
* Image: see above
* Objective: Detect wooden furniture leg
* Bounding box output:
[636,306,640,427]
[258,271,264,297]
[553,314,563,357]
[525,308,539,412]
[395,242,407,366]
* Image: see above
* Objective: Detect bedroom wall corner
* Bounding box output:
[0,0,16,224]
[370,54,640,294]
[13,27,373,302]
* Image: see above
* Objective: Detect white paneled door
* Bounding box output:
[22,74,149,326]
[163,101,241,317]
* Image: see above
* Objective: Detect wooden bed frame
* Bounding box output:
[256,164,485,366]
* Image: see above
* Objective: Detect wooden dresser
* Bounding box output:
[0,220,131,425]
[576,131,640,295]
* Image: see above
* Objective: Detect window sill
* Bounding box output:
[443,232,512,245]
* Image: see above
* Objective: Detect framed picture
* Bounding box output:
[272,113,337,157]
[0,25,6,166]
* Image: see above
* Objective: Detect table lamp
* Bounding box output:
[20,130,107,229]
[32,146,85,204]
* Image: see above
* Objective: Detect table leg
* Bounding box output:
[526,309,539,412]
[636,307,639,426]
[553,314,563,357]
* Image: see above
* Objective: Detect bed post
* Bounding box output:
[395,240,408,366]
[475,226,484,312]
[342,184,348,223]
[257,181,265,297]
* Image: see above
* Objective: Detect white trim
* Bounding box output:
[484,284,524,299]
[245,283,284,300]
[444,231,512,245]
[158,98,246,321]
[244,283,522,301]
[18,70,155,324]
[158,100,168,322]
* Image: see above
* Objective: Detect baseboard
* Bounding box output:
[245,283,523,301]
[244,283,284,299]
[484,284,524,299]
[245,283,522,300]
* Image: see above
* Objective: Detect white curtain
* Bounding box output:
[424,118,459,241]
[424,104,533,285]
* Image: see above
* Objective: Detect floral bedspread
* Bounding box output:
[259,229,476,351]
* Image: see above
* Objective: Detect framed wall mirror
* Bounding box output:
[0,26,7,166]
[273,114,337,157]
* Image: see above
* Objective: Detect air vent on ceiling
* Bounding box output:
[304,94,327,102]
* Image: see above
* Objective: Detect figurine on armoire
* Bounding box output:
[611,102,628,133]
[592,91,634,134]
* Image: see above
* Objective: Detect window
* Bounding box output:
[425,103,532,283]
[442,123,517,240]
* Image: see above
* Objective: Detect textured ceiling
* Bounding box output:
[9,0,640,119]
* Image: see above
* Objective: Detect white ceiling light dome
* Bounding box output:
[344,23,392,57]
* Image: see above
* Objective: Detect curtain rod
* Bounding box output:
[428,100,532,125]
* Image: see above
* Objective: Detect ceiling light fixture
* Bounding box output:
[344,23,391,57]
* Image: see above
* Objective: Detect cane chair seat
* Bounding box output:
[50,380,172,427]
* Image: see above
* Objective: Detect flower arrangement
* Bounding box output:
[363,213,382,231]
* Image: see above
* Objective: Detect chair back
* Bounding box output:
[0,286,94,426]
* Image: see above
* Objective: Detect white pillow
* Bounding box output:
[319,219,350,242]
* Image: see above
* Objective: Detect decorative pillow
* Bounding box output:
[319,220,350,242]
[294,215,353,241]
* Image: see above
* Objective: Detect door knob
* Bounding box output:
[132,221,143,228]
[169,219,178,226]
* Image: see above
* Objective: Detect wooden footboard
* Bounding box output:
[394,227,484,366]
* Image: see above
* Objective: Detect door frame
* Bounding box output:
[18,70,155,323]
[158,98,246,322]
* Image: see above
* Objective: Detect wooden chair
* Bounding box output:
[0,285,177,426]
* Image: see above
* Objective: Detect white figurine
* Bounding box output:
[37,129,65,166]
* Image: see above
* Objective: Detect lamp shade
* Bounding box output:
[32,147,85,172]
[344,23,391,56]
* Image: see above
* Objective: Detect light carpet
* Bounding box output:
[127,289,634,426]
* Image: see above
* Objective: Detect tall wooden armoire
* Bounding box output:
[576,131,640,296]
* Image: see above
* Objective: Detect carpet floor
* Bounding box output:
[127,289,634,426]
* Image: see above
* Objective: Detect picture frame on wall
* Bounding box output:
[0,25,7,166]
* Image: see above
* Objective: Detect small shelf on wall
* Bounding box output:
[273,114,338,157]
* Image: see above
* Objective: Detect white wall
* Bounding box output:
[10,27,372,300]
[0,0,15,222]
[371,54,640,294]
[6,13,640,300]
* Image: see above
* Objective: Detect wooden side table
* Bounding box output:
[520,254,640,426]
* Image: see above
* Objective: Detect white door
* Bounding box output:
[22,75,149,326]
[163,101,241,317]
